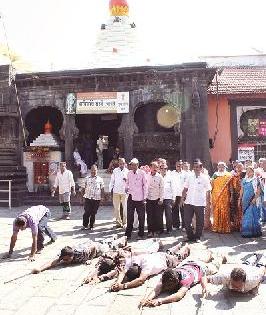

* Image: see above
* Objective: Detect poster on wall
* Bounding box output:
[238,144,255,162]
[259,120,266,136]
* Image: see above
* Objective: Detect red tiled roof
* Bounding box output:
[208,67,266,94]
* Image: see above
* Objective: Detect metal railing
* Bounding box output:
[0,180,12,209]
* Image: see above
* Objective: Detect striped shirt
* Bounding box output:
[84,175,104,200]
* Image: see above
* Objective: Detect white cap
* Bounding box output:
[218,161,227,167]
[130,158,139,164]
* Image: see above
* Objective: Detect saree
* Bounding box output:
[211,172,232,233]
[258,177,266,223]
[230,172,244,231]
[241,178,262,238]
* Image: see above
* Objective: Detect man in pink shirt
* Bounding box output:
[125,158,148,239]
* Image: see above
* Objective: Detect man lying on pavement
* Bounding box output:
[139,251,226,308]
[110,243,190,292]
[31,236,127,273]
[207,252,266,294]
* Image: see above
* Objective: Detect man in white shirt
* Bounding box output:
[110,244,190,292]
[172,161,186,230]
[109,158,129,228]
[160,164,175,233]
[207,253,266,293]
[146,162,164,237]
[82,164,104,230]
[182,160,211,242]
[52,162,76,220]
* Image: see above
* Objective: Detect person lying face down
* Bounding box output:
[32,236,127,274]
[83,238,164,284]
[110,243,191,292]
[139,251,226,308]
[207,253,266,294]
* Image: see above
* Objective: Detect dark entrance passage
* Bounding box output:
[75,114,122,168]
[25,106,63,145]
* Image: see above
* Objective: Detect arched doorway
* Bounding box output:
[134,102,180,166]
[25,106,63,145]
[75,114,122,168]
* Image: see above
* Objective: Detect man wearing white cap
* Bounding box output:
[125,158,148,239]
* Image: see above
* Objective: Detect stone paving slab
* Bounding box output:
[0,205,265,315]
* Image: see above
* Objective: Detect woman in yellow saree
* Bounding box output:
[211,162,232,233]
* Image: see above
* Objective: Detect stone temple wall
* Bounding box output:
[0,65,27,206]
[16,63,215,171]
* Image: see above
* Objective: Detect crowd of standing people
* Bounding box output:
[71,155,266,241]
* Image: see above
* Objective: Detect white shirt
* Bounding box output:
[54,170,75,194]
[208,264,265,293]
[171,170,186,197]
[109,167,129,194]
[162,171,174,200]
[84,175,104,200]
[184,173,211,207]
[124,252,168,277]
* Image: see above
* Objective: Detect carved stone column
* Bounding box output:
[64,115,77,167]
[118,113,135,161]
[180,81,193,163]
[180,77,211,168]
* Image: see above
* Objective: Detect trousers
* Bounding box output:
[37,211,57,250]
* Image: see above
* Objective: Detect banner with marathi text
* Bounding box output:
[72,92,129,114]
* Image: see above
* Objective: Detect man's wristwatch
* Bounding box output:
[123,283,128,289]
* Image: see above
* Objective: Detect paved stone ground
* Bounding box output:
[0,205,265,315]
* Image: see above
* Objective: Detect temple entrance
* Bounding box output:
[25,106,63,145]
[75,114,122,169]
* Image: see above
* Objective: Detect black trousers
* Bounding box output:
[184,204,205,240]
[125,195,145,237]
[146,199,163,233]
[172,196,185,228]
[83,198,100,228]
[162,199,173,232]
[37,211,57,250]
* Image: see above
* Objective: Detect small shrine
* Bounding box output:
[30,120,60,147]
[23,121,62,192]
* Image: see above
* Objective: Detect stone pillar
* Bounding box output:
[198,80,212,170]
[118,113,134,161]
[64,115,76,167]
[180,82,193,162]
[180,78,211,169]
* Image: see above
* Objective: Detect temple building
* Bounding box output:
[0,0,215,205]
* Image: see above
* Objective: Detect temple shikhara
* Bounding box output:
[0,0,266,206]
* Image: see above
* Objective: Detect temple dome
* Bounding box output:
[109,0,129,16]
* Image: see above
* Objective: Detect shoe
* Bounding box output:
[65,216,70,220]
[137,234,145,240]
[147,232,153,238]
[88,227,94,231]
[47,238,57,245]
[81,226,89,230]
[36,249,43,254]
[256,253,266,267]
